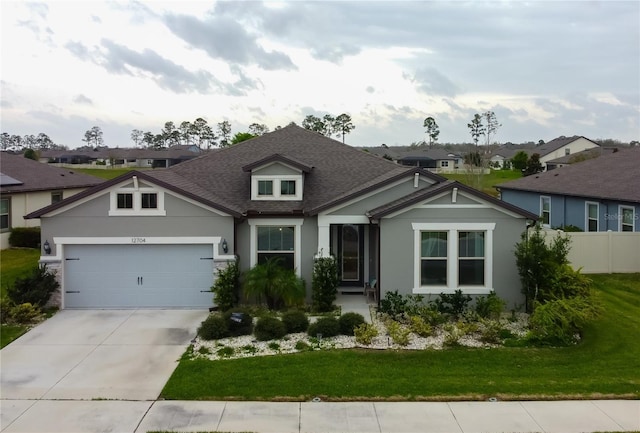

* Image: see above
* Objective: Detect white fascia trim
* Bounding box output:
[49,236,223,262]
[412,223,495,294]
[384,190,526,220]
[320,176,434,216]
[248,218,304,276]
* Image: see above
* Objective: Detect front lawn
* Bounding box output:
[1,248,41,348]
[443,169,521,197]
[161,273,640,401]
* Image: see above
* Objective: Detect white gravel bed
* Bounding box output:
[191,308,530,361]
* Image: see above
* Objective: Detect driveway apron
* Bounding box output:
[0,309,207,401]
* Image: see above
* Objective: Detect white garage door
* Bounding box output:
[64,244,215,308]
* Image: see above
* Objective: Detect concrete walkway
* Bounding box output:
[1,399,638,432]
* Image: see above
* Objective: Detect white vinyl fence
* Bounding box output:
[541,229,640,273]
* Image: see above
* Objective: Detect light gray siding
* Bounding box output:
[253,163,300,176]
[327,177,437,216]
[40,193,235,257]
[379,206,528,309]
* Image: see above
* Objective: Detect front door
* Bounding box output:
[338,224,364,286]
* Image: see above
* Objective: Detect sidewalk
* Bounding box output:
[2,399,638,432]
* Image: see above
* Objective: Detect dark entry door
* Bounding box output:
[338,224,364,286]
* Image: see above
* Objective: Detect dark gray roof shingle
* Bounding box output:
[497,147,640,203]
[0,153,103,193]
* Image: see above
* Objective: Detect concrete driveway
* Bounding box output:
[0,309,208,401]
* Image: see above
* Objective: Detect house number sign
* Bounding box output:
[131,237,147,244]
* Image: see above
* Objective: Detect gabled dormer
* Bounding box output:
[242,154,313,201]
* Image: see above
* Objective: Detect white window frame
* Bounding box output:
[619,205,636,232]
[248,218,304,276]
[540,196,551,227]
[109,179,166,216]
[441,160,449,167]
[585,202,599,232]
[251,175,303,201]
[0,197,10,232]
[412,223,494,295]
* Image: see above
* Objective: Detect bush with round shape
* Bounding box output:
[254,316,287,341]
[9,303,41,324]
[281,310,309,333]
[223,309,253,337]
[7,265,59,308]
[307,316,340,338]
[198,314,229,340]
[338,312,365,336]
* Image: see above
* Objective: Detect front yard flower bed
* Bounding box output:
[189,306,530,361]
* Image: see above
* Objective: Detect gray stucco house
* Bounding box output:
[497,147,639,232]
[27,125,537,310]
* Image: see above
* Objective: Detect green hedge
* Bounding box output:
[9,227,41,249]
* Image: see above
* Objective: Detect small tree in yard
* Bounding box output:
[211,260,240,311]
[312,255,339,312]
[515,224,599,345]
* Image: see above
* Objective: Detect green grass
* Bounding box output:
[73,167,147,180]
[161,273,640,401]
[1,248,41,348]
[1,248,40,297]
[443,169,521,197]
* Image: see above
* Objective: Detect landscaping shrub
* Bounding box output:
[385,319,411,346]
[307,316,340,338]
[475,292,506,319]
[514,224,571,311]
[212,260,240,312]
[9,303,41,324]
[223,309,253,337]
[409,315,432,337]
[433,290,471,318]
[0,297,12,324]
[338,312,365,336]
[198,314,229,340]
[7,265,59,307]
[379,290,408,318]
[547,265,592,300]
[529,297,600,345]
[311,256,339,312]
[8,227,41,249]
[281,310,309,333]
[254,316,287,341]
[354,323,378,345]
[479,320,503,344]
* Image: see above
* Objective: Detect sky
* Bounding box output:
[1,1,639,149]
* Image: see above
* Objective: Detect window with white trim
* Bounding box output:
[620,206,635,232]
[109,181,165,216]
[586,202,599,232]
[0,197,10,232]
[251,175,303,201]
[441,161,449,167]
[249,218,303,275]
[51,191,63,204]
[540,196,551,226]
[257,226,295,269]
[412,223,494,294]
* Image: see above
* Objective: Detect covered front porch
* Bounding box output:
[335,292,375,323]
[317,218,379,297]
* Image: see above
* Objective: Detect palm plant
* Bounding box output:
[243,257,306,310]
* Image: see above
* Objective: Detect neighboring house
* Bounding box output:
[490,136,600,170]
[396,148,463,172]
[0,153,104,249]
[545,147,620,170]
[40,145,203,168]
[27,125,537,310]
[497,147,640,232]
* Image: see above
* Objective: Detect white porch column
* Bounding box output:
[317,216,330,257]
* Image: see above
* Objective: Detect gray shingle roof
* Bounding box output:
[165,124,443,215]
[497,147,640,203]
[0,153,103,193]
